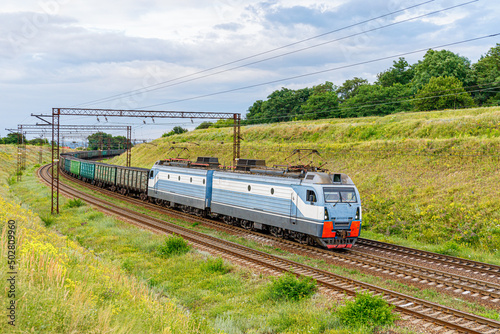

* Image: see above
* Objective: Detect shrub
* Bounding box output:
[336,292,398,329]
[201,257,230,274]
[157,234,191,257]
[64,198,85,208]
[266,273,317,301]
[40,215,56,227]
[162,126,188,137]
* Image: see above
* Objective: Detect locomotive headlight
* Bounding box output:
[324,208,329,221]
[355,207,361,220]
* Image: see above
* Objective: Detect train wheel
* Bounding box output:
[307,236,317,246]
[294,232,308,244]
[241,220,254,230]
[270,226,284,238]
[139,193,148,201]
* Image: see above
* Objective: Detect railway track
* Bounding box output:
[56,163,500,305]
[356,238,500,278]
[39,163,500,333]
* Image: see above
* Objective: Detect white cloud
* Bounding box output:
[0,0,499,135]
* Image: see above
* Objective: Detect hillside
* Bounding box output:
[109,106,500,261]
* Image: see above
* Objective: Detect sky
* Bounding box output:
[1,0,499,141]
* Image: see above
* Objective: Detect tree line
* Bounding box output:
[0,133,49,145]
[196,43,500,128]
[0,132,129,149]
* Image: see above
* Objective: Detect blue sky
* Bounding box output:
[1,0,499,140]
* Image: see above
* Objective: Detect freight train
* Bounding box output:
[60,150,362,249]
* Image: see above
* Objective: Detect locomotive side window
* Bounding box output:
[149,170,154,178]
[306,190,317,203]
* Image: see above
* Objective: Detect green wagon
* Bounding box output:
[70,160,81,176]
[80,161,96,181]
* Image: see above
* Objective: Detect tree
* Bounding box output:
[336,77,368,102]
[412,49,472,89]
[29,138,49,145]
[340,83,413,118]
[195,121,213,130]
[413,76,475,111]
[245,100,265,124]
[376,57,415,87]
[1,133,25,144]
[245,87,312,124]
[87,132,128,150]
[162,126,188,137]
[471,43,500,106]
[300,81,340,119]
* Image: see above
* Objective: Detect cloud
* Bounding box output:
[214,22,244,31]
[1,0,499,136]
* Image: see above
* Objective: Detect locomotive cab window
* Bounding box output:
[306,190,317,203]
[323,187,357,203]
[149,170,154,178]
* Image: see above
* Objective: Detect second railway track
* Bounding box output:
[38,163,500,333]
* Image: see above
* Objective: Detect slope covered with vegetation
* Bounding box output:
[110,106,500,262]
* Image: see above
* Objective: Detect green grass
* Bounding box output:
[0,147,201,333]
[5,162,419,334]
[201,257,231,274]
[56,148,500,322]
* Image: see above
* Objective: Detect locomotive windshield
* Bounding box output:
[323,187,357,203]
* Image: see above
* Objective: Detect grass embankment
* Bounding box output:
[0,146,201,333]
[109,106,500,264]
[2,144,407,333]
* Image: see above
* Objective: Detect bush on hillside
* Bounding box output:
[64,198,85,208]
[336,292,398,329]
[265,273,317,301]
[157,234,191,257]
[201,257,231,274]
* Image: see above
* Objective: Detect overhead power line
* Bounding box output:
[139,33,500,109]
[73,0,446,108]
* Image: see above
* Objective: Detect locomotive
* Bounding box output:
[60,151,362,249]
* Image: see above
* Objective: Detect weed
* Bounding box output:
[201,257,230,274]
[336,292,398,329]
[157,234,191,257]
[121,258,135,272]
[265,272,317,301]
[7,176,16,185]
[40,214,56,227]
[64,198,85,208]
[436,240,461,256]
